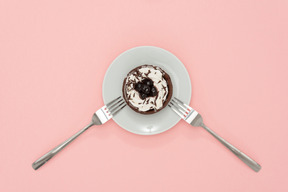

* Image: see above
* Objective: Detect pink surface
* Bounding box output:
[0,0,288,191]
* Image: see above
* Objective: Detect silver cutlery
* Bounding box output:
[169,97,261,172]
[32,96,126,170]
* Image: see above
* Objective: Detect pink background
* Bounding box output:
[1,0,288,191]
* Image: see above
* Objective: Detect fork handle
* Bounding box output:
[32,122,94,170]
[201,124,261,172]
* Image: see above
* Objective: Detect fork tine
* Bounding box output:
[169,101,185,116]
[107,98,123,112]
[170,100,187,114]
[168,104,185,118]
[173,97,192,110]
[171,99,188,113]
[110,101,126,116]
[106,97,122,110]
[106,96,121,108]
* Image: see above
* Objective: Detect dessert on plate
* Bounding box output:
[122,65,173,114]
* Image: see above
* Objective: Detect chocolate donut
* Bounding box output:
[122,65,173,114]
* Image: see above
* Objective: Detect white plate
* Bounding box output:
[102,46,191,135]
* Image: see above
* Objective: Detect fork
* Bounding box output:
[169,97,261,172]
[32,96,126,170]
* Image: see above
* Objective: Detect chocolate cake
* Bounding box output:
[122,65,173,114]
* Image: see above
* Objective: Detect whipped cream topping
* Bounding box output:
[124,65,169,112]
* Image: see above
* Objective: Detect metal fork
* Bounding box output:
[169,97,261,172]
[32,96,126,170]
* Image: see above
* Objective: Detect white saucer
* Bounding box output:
[102,46,191,135]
